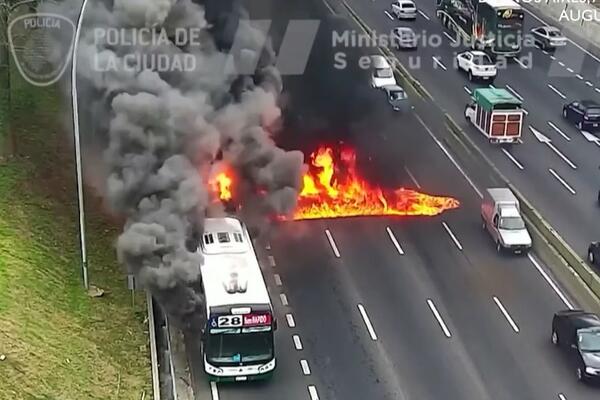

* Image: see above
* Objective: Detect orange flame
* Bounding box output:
[294,146,459,220]
[211,172,233,201]
[209,146,460,220]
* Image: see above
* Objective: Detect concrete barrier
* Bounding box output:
[444,114,600,309]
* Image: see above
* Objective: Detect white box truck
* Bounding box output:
[481,188,532,254]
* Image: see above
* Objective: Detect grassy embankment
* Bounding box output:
[0,64,152,398]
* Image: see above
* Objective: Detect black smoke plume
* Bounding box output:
[42,0,305,330]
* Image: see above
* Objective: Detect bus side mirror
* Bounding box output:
[273,319,278,331]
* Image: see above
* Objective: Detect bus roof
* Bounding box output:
[473,88,521,109]
[480,0,522,9]
[199,217,271,310]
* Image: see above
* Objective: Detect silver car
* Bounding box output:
[391,27,417,50]
[391,0,417,20]
[530,26,567,50]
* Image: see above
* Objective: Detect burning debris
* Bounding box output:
[214,145,460,220]
[42,0,304,330]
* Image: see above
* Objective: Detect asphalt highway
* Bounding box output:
[342,0,600,267]
[182,1,600,400]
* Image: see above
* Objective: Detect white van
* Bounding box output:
[481,188,532,254]
[392,0,417,20]
[369,55,397,89]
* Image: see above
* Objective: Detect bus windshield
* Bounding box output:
[206,331,274,364]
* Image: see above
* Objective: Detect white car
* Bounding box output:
[391,0,417,20]
[530,26,567,50]
[456,51,497,82]
[370,55,397,88]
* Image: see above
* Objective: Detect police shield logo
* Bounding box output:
[8,13,75,87]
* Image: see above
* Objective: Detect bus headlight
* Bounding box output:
[258,359,276,373]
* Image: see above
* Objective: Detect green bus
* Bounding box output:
[436,0,524,56]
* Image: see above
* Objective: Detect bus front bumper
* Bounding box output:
[204,358,276,382]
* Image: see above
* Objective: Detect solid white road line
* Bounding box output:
[442,222,463,251]
[549,168,576,195]
[280,293,289,306]
[286,313,296,328]
[548,84,566,99]
[528,253,574,309]
[586,81,594,87]
[293,334,303,350]
[322,0,336,15]
[576,74,583,80]
[505,84,523,101]
[547,121,571,141]
[268,255,276,267]
[443,31,456,43]
[300,359,311,375]
[547,142,577,169]
[415,114,483,198]
[427,299,452,338]
[325,229,341,258]
[386,227,405,255]
[514,57,528,68]
[274,274,282,286]
[463,86,472,95]
[404,165,421,188]
[566,67,574,73]
[418,9,430,20]
[308,385,320,400]
[432,56,448,70]
[357,304,378,340]
[493,296,520,333]
[501,148,524,170]
[384,10,394,20]
[211,381,219,400]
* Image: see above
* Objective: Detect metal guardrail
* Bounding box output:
[164,314,179,400]
[146,292,161,400]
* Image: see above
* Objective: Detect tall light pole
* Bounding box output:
[71,0,90,289]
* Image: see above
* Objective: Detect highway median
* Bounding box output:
[444,113,600,311]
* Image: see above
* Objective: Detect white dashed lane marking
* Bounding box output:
[325,229,341,258]
[286,313,296,328]
[280,293,289,306]
[300,359,311,375]
[293,334,303,350]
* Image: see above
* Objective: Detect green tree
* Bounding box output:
[0,0,39,158]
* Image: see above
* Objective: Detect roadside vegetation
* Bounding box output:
[0,60,152,398]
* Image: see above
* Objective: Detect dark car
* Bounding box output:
[552,310,600,383]
[382,84,409,111]
[589,242,600,265]
[562,100,600,131]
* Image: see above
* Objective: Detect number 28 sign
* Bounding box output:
[216,313,272,328]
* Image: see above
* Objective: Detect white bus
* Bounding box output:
[199,217,277,382]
